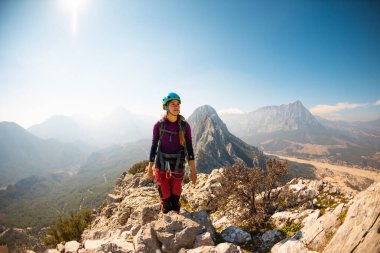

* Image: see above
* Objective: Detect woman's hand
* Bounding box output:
[147,162,154,181]
[190,169,197,184]
[189,160,197,184]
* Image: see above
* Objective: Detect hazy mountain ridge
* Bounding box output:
[0,140,149,230]
[0,122,87,187]
[221,101,380,169]
[28,107,156,148]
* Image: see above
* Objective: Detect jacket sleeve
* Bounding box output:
[149,122,159,162]
[185,123,195,160]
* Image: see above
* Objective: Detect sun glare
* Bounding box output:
[60,0,87,36]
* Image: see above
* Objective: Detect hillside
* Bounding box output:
[34,163,380,253]
[0,122,87,187]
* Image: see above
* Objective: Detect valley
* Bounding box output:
[270,153,379,194]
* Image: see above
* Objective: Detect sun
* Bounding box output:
[60,0,87,36]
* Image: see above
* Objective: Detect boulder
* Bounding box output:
[182,210,216,241]
[270,210,313,228]
[220,226,251,244]
[299,204,345,250]
[179,242,242,253]
[261,229,284,245]
[153,212,204,253]
[133,224,161,253]
[193,232,215,248]
[182,170,224,211]
[64,241,81,253]
[83,240,104,249]
[129,204,161,225]
[323,182,380,253]
[271,238,312,253]
[57,243,65,253]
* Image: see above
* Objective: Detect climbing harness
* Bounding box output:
[156,119,188,179]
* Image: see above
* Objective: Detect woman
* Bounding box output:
[147,92,197,214]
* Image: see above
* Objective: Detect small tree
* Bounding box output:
[44,210,93,246]
[218,159,288,229]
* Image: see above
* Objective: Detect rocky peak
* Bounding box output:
[188,105,265,172]
[251,100,322,133]
[188,105,228,133]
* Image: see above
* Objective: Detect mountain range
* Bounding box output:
[221,101,380,169]
[28,107,155,148]
[0,104,263,230]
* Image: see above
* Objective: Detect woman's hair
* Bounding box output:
[177,114,186,147]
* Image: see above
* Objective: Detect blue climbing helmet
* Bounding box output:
[162,92,181,109]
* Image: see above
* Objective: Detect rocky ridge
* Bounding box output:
[41,168,379,253]
[188,105,266,173]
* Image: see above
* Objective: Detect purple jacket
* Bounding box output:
[149,117,195,168]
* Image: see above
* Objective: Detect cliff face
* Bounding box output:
[188,105,266,173]
[41,169,379,253]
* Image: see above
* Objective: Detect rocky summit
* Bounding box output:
[38,167,379,253]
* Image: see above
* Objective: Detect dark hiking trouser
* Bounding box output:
[155,168,184,213]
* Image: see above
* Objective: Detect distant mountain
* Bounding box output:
[188,105,266,173]
[0,122,87,187]
[28,115,88,143]
[0,139,149,229]
[221,101,380,169]
[28,108,155,147]
[94,107,153,146]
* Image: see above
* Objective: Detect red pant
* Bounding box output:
[155,168,183,213]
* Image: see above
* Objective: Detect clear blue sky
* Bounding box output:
[1,0,379,127]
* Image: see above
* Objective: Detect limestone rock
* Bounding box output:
[193,232,215,248]
[83,240,104,249]
[57,243,65,253]
[153,212,204,253]
[179,242,242,253]
[133,224,161,253]
[182,210,216,241]
[301,209,320,227]
[270,209,313,228]
[220,226,251,244]
[323,182,380,253]
[107,194,123,204]
[271,238,311,253]
[261,229,284,245]
[64,241,81,253]
[299,204,345,250]
[182,169,226,212]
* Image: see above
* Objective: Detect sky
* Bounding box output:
[1,0,379,128]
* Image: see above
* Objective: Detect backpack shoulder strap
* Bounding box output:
[158,119,165,140]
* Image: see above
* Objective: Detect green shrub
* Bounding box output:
[128,160,149,175]
[280,222,302,237]
[44,210,93,246]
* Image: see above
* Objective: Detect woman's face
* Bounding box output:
[167,100,180,115]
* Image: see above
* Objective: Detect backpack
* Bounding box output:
[156,118,188,174]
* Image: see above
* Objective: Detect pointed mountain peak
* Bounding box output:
[192,104,218,117]
[188,105,227,133]
[188,105,265,173]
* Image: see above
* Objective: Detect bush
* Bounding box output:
[128,160,149,175]
[44,210,93,246]
[280,222,302,237]
[218,159,288,230]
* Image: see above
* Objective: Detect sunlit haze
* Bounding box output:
[1,0,379,128]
